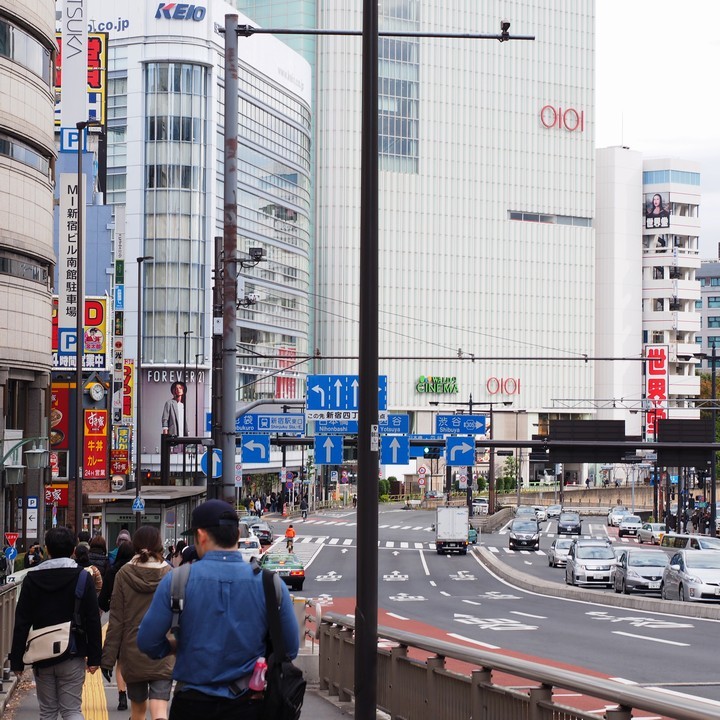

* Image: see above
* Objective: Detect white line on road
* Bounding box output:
[447,633,500,650]
[647,687,720,707]
[462,600,482,605]
[386,612,408,620]
[419,550,430,576]
[440,591,451,596]
[510,611,547,619]
[429,580,436,586]
[343,539,352,545]
[609,677,638,685]
[302,543,325,570]
[328,538,339,545]
[611,631,689,647]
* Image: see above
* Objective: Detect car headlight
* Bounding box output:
[686,575,703,584]
[509,533,518,539]
[626,570,642,579]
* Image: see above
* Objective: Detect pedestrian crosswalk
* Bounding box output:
[286,535,438,550]
[276,517,435,532]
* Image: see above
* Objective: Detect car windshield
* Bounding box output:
[559,513,579,522]
[649,524,666,531]
[628,552,667,567]
[698,537,720,550]
[512,520,537,532]
[577,547,614,560]
[622,516,641,524]
[686,554,720,569]
[516,507,535,514]
[555,539,574,549]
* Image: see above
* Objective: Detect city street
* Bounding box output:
[270,506,720,707]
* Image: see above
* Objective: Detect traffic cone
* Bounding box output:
[282,502,287,517]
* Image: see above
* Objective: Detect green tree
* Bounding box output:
[378,478,390,498]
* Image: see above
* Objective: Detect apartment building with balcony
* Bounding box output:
[695,260,720,372]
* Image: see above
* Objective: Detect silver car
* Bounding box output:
[565,541,616,587]
[637,522,666,544]
[547,537,574,567]
[613,548,668,594]
[533,506,547,523]
[662,550,720,602]
[618,514,642,538]
[607,506,629,527]
[546,504,562,519]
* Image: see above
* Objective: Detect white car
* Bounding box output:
[533,506,547,523]
[637,522,666,544]
[618,514,642,538]
[238,536,263,564]
[607,506,629,527]
[472,498,489,516]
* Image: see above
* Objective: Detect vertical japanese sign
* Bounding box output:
[50,383,71,451]
[122,360,135,423]
[83,409,108,479]
[57,174,85,357]
[60,0,88,128]
[52,296,108,369]
[275,346,297,399]
[645,345,669,441]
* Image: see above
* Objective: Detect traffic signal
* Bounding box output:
[423,446,442,459]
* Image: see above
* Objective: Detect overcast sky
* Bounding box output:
[596,1,720,258]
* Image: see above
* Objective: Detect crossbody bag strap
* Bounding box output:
[261,569,286,660]
[73,569,89,631]
[170,562,193,638]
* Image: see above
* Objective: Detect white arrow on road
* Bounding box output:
[311,383,325,406]
[323,436,335,463]
[389,593,425,602]
[453,614,538,630]
[316,571,342,582]
[450,570,476,581]
[450,441,473,462]
[383,570,408,582]
[389,437,401,463]
[244,439,266,459]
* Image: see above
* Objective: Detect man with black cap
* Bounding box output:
[137,500,299,719]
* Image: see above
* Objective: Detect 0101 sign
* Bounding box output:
[540,105,585,133]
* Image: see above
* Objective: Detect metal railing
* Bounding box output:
[318,612,720,720]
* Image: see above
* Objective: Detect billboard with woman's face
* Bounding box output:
[644,192,671,229]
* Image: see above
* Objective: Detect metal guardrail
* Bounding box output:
[318,612,720,720]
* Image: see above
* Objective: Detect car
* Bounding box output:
[557,511,582,535]
[607,506,629,527]
[661,549,720,602]
[613,548,668,594]
[515,505,536,517]
[472,498,489,516]
[425,490,443,499]
[565,541,616,587]
[618,514,642,538]
[660,533,720,553]
[468,525,478,544]
[258,551,305,591]
[637,522,666,544]
[546,504,562,519]
[533,506,547,523]
[238,536,263,564]
[547,537,574,567]
[508,518,540,551]
[243,520,274,545]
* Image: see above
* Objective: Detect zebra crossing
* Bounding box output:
[276,516,434,533]
[287,535,437,550]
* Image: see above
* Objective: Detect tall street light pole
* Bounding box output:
[712,343,717,536]
[135,255,153,530]
[74,119,102,537]
[182,330,193,485]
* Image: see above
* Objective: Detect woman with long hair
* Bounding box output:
[101,526,174,720]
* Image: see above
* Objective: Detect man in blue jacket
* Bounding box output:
[138,500,299,720]
[10,527,102,718]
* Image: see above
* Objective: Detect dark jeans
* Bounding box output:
[169,690,263,720]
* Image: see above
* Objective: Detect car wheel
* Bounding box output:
[622,579,630,595]
[638,535,643,544]
[614,578,621,593]
[679,584,686,602]
[548,556,554,567]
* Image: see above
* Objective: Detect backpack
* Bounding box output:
[169,563,306,718]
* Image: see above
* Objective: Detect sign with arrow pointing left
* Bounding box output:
[241,435,270,463]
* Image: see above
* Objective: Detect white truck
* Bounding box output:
[435,506,470,555]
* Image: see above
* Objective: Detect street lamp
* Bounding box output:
[182,330,193,485]
[712,343,717,536]
[135,255,153,530]
[74,118,103,537]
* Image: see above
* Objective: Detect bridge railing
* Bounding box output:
[318,612,720,720]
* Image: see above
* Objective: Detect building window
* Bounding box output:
[708,317,720,329]
[653,267,664,280]
[643,169,700,186]
[708,297,720,308]
[652,331,664,343]
[696,300,703,310]
[0,19,52,84]
[654,299,664,312]
[0,133,51,176]
[712,278,720,287]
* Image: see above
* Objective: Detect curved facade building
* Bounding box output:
[0,0,56,532]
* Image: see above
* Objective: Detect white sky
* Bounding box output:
[596,0,720,258]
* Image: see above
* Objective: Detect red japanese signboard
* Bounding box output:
[110,449,129,475]
[50,383,71,451]
[645,345,668,441]
[84,409,108,479]
[45,485,69,507]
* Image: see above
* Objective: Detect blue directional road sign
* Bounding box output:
[306,375,387,415]
[381,436,410,465]
[435,414,487,436]
[314,435,343,465]
[315,414,410,436]
[200,449,223,478]
[445,436,475,466]
[236,414,305,434]
[380,414,410,435]
[241,435,270,463]
[5,546,17,561]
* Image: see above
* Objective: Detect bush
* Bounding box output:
[378,478,390,497]
[379,494,390,503]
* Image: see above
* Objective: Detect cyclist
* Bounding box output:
[285,524,296,552]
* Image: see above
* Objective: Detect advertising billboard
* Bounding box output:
[52,296,110,371]
[644,345,669,441]
[644,192,671,230]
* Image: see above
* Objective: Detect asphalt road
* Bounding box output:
[264,506,720,706]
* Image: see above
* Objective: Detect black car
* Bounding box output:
[557,511,582,535]
[508,518,540,551]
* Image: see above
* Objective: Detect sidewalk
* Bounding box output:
[6,670,355,719]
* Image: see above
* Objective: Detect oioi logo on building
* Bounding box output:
[155,3,207,21]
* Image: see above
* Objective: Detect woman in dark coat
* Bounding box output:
[88,535,109,577]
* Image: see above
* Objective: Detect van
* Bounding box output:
[659,533,720,554]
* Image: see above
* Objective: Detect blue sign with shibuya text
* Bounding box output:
[155,3,206,21]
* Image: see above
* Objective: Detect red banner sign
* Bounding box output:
[110,449,129,475]
[50,383,71,450]
[45,485,69,507]
[84,409,108,479]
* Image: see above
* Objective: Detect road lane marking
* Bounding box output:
[429,580,436,586]
[446,633,500,650]
[343,539,352,545]
[462,600,482,605]
[611,631,689,646]
[329,538,339,545]
[419,550,430,575]
[647,687,720,707]
[609,677,637,684]
[386,612,408,620]
[510,611,547,619]
[440,590,451,596]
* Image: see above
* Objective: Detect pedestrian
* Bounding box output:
[254,498,262,517]
[74,543,103,595]
[300,496,308,520]
[9,527,102,718]
[109,528,132,564]
[23,542,44,569]
[98,539,134,711]
[88,535,109,577]
[101,525,174,720]
[137,499,300,720]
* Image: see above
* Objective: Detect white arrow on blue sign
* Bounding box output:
[314,435,343,465]
[200,449,223,478]
[445,437,475,466]
[380,436,410,465]
[306,375,387,412]
[435,414,487,436]
[241,435,270,463]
